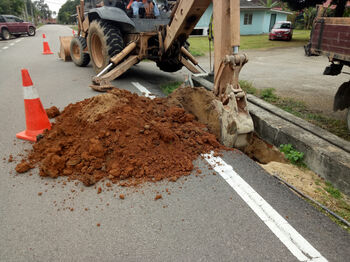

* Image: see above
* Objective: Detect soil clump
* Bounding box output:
[18,89,226,186]
[45,106,60,118]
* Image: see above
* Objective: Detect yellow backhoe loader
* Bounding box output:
[59,0,254,148]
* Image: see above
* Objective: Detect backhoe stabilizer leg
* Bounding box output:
[90,55,139,92]
[214,54,254,148]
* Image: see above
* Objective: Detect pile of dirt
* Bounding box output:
[17,89,226,186]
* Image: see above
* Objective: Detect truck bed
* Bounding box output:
[310,17,350,63]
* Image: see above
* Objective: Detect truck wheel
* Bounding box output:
[87,20,124,74]
[1,28,10,40]
[70,36,90,67]
[347,108,350,132]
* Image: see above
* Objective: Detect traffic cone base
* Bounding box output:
[17,69,51,142]
[43,41,53,55]
[16,129,47,142]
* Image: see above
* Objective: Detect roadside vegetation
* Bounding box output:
[188,30,310,56]
[240,81,350,142]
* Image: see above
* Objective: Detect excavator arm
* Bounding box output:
[91,0,253,148]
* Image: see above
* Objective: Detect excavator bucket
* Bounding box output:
[58,36,73,61]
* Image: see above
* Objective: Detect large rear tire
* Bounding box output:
[70,36,90,67]
[156,58,184,73]
[87,20,124,74]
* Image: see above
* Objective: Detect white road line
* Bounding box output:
[131,82,156,99]
[130,82,327,261]
[203,152,327,262]
[15,39,22,43]
[2,46,8,50]
[10,43,15,46]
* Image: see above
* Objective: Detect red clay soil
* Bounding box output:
[17,89,226,186]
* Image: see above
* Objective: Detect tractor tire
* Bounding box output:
[1,28,10,40]
[87,20,124,74]
[156,58,184,72]
[70,36,90,67]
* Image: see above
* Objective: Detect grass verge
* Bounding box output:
[188,30,310,56]
[160,81,182,95]
[239,81,350,141]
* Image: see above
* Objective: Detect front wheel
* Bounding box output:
[87,20,124,74]
[1,28,10,40]
[70,36,90,67]
[28,26,35,36]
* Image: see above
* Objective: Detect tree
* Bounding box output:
[281,0,347,16]
[0,0,24,16]
[34,0,52,20]
[58,0,80,24]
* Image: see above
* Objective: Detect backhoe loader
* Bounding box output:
[59,0,254,148]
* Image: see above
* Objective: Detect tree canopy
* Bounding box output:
[57,0,80,24]
[281,0,347,16]
[0,0,53,24]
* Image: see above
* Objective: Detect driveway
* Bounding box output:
[195,46,349,120]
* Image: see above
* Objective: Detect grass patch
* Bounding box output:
[324,181,342,199]
[279,144,305,166]
[239,85,350,142]
[239,80,258,95]
[160,81,182,95]
[187,30,310,56]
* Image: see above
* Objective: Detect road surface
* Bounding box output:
[0,25,349,262]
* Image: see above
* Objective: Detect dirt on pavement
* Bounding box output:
[16,88,227,186]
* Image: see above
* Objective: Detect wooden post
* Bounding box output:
[230,0,240,50]
[213,0,231,78]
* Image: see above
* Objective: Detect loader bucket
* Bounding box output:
[58,36,73,61]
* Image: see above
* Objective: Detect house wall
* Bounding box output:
[194,5,289,36]
[240,10,265,35]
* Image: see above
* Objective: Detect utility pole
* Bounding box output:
[23,0,29,21]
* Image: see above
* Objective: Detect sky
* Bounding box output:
[44,0,67,16]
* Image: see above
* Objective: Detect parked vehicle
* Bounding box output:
[305,5,350,131]
[269,21,293,41]
[0,15,36,40]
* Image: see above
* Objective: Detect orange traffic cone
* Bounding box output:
[42,34,53,55]
[16,69,51,142]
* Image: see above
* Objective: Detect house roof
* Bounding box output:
[240,0,266,9]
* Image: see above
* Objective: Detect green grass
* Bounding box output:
[279,144,305,166]
[160,81,182,95]
[188,30,310,56]
[239,83,350,142]
[324,182,342,199]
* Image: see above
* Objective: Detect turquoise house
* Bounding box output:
[194,0,292,36]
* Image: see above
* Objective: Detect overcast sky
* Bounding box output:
[45,0,67,15]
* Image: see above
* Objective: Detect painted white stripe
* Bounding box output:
[129,82,326,261]
[15,39,22,43]
[2,46,8,50]
[23,85,39,100]
[131,82,156,99]
[10,43,15,46]
[203,152,327,262]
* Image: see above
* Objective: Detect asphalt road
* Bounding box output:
[0,25,349,262]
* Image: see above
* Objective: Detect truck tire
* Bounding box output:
[1,28,10,40]
[70,36,90,67]
[87,20,124,74]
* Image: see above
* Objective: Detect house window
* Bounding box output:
[244,13,253,25]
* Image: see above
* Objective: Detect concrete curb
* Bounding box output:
[192,76,350,195]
